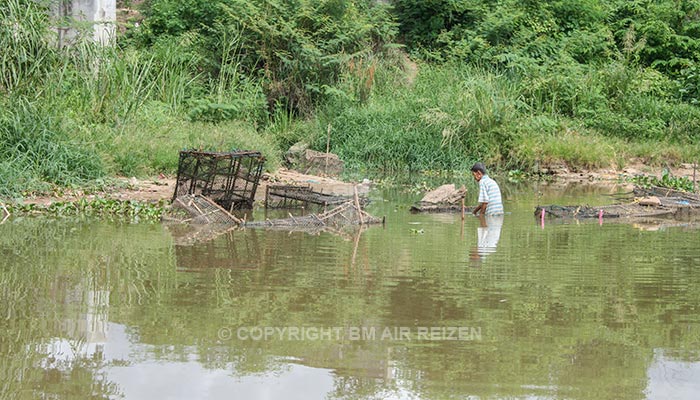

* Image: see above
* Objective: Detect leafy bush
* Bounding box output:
[393,0,700,107]
[138,0,397,114]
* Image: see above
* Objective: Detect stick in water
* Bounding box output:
[540,208,545,229]
[0,203,9,224]
[325,123,331,175]
[354,185,364,225]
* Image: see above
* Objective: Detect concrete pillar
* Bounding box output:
[54,0,116,46]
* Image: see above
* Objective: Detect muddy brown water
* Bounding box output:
[1,183,699,400]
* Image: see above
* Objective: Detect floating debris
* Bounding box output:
[166,186,382,244]
[536,185,700,220]
[165,195,382,244]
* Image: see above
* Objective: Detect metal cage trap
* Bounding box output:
[264,184,366,209]
[173,150,265,211]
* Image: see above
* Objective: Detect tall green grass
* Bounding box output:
[292,61,700,173]
[302,63,525,172]
[303,63,512,172]
[104,104,281,176]
[0,100,105,197]
[0,0,55,95]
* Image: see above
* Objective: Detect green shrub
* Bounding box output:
[138,0,397,114]
[101,107,282,175]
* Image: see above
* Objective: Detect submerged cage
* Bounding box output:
[246,200,382,229]
[173,150,265,210]
[264,184,363,209]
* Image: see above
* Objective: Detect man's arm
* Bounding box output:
[473,202,488,215]
[474,180,489,215]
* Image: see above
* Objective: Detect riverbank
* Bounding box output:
[540,160,699,184]
[4,168,370,208]
[3,160,697,209]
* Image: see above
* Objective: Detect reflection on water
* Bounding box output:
[1,184,700,399]
[470,214,504,264]
[646,350,700,400]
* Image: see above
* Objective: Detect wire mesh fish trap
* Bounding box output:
[536,185,700,220]
[634,185,700,202]
[171,194,242,224]
[247,200,382,229]
[264,184,363,209]
[173,150,265,211]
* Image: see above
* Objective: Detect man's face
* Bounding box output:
[472,171,483,181]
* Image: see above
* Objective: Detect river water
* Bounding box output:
[1,183,699,399]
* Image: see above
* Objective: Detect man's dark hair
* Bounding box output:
[471,162,486,174]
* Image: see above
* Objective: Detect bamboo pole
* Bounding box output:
[354,185,364,225]
[350,227,362,268]
[325,123,332,175]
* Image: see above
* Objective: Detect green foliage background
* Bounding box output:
[1,0,700,195]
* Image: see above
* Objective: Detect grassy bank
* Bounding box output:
[3,49,700,198]
[3,58,700,198]
[0,97,280,198]
[295,62,700,173]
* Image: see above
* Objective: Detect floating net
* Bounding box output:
[536,185,700,219]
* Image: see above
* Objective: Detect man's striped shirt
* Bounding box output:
[478,175,504,216]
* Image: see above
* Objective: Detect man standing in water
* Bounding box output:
[470,162,503,216]
[469,162,504,266]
